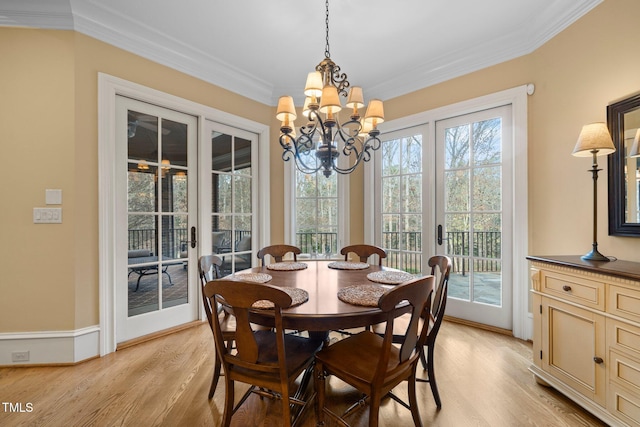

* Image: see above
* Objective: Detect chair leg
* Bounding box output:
[281,384,292,427]
[314,361,326,426]
[222,377,234,427]
[407,372,423,427]
[208,353,222,399]
[427,344,441,408]
[368,391,381,427]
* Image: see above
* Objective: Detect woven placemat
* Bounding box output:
[266,262,308,271]
[233,272,272,283]
[328,261,370,270]
[252,287,309,309]
[367,270,415,285]
[337,284,388,307]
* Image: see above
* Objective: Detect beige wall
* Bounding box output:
[0,28,272,332]
[2,0,640,334]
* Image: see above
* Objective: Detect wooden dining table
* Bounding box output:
[229,260,420,332]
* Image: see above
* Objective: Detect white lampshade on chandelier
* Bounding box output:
[276,0,384,177]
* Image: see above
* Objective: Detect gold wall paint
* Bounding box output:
[2,0,640,335]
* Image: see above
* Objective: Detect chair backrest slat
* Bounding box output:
[340,244,387,265]
[257,244,302,265]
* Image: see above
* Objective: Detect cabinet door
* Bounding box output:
[541,297,606,406]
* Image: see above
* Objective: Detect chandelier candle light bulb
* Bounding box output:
[276,0,384,176]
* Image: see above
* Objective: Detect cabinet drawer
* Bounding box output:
[541,271,605,310]
[609,285,640,324]
[608,382,640,427]
[608,318,640,359]
[609,348,640,393]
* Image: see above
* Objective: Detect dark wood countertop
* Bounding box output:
[526,255,640,282]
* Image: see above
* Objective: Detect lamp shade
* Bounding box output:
[276,96,297,122]
[304,71,323,98]
[364,99,385,125]
[319,85,342,114]
[346,86,364,109]
[629,129,640,158]
[572,122,615,157]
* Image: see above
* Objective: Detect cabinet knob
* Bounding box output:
[593,356,604,364]
[562,285,572,292]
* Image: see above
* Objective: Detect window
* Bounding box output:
[285,165,348,258]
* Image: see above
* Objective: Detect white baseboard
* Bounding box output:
[0,326,100,365]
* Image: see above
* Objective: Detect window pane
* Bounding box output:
[473,166,501,211]
[402,136,422,174]
[235,137,252,173]
[212,132,232,171]
[128,167,157,212]
[234,175,252,214]
[445,170,469,212]
[402,175,422,213]
[296,173,317,197]
[382,176,400,213]
[128,110,158,162]
[472,118,502,166]
[161,119,187,167]
[445,124,470,169]
[382,214,400,250]
[213,173,232,213]
[382,139,400,176]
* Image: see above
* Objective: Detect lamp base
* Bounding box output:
[581,243,611,262]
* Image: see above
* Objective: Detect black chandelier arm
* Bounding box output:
[279,132,325,175]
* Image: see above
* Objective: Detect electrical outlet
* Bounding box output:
[12,351,29,362]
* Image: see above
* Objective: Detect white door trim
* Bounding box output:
[366,85,530,340]
[98,73,270,355]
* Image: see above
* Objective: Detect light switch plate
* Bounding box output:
[45,189,62,205]
[33,207,62,223]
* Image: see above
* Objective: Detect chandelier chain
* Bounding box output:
[324,0,330,59]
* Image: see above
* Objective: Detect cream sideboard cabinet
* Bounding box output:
[528,255,640,427]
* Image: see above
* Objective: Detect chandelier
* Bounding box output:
[275,0,385,177]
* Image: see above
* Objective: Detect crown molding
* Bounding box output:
[0,0,73,29]
[0,0,602,106]
[371,0,603,102]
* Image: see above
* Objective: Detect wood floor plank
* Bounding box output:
[0,321,608,426]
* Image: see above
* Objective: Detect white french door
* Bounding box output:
[115,96,199,343]
[435,105,513,329]
[203,121,258,275]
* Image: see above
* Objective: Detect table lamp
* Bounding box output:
[572,122,616,261]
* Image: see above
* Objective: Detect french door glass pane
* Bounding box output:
[444,118,503,306]
[211,131,252,274]
[380,135,422,272]
[127,110,190,317]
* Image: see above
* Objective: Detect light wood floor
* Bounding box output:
[0,321,607,426]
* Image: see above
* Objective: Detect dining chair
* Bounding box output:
[415,255,451,408]
[204,279,323,427]
[340,244,387,266]
[257,244,302,265]
[314,275,435,427]
[198,254,233,399]
[372,254,451,408]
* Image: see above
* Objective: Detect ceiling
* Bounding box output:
[1,0,602,106]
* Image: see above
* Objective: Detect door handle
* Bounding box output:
[437,225,447,246]
[190,226,197,249]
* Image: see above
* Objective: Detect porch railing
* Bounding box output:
[128,228,501,275]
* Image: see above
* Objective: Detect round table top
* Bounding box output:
[227,260,417,332]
